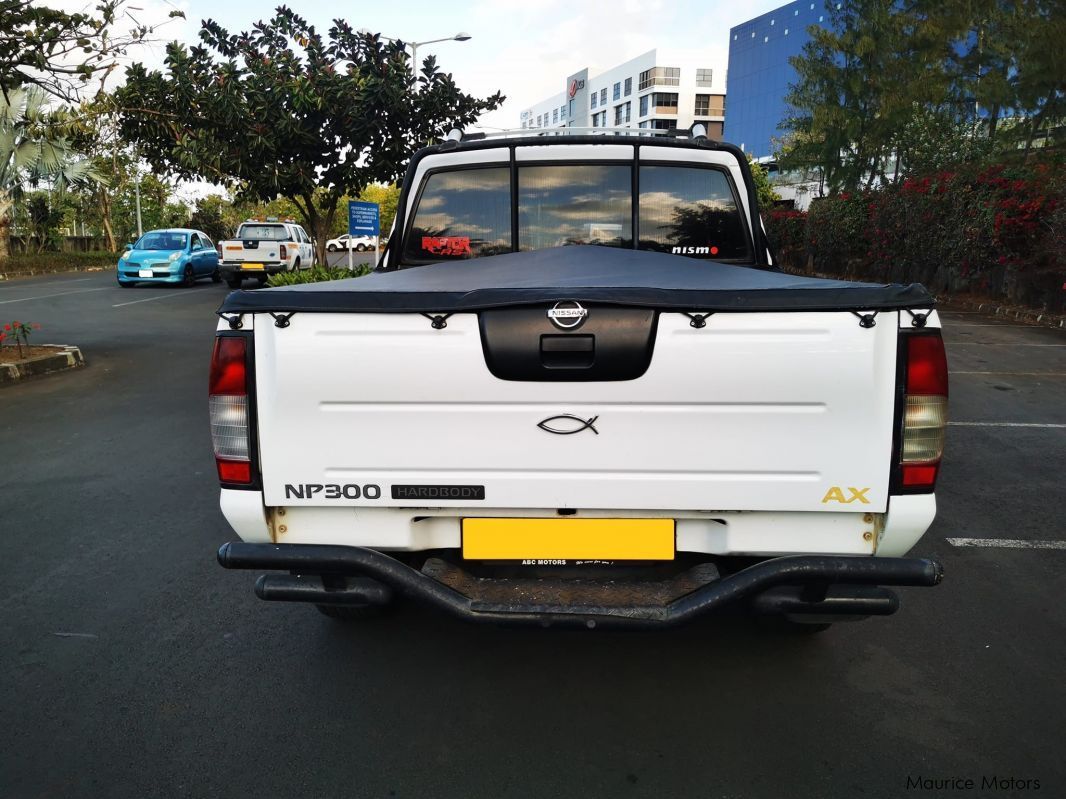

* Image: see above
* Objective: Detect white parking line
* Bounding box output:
[0,287,109,304]
[112,291,203,308]
[950,371,1066,376]
[948,422,1066,428]
[947,538,1066,550]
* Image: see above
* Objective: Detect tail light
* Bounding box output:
[279,244,287,260]
[898,331,948,490]
[209,336,253,485]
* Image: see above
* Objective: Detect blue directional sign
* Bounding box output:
[348,200,380,237]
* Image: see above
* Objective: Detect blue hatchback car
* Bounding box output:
[117,228,222,287]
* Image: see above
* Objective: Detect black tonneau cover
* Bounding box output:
[219,246,933,315]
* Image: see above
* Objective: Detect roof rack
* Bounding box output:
[446,124,712,143]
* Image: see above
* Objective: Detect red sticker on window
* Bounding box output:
[422,236,471,257]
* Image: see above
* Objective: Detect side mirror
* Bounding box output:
[124,243,134,251]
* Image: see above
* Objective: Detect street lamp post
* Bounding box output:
[361,31,471,83]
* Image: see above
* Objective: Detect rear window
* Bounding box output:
[518,165,631,250]
[401,159,751,264]
[403,168,512,261]
[238,224,290,241]
[637,165,749,260]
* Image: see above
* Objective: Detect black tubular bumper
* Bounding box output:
[218,542,944,630]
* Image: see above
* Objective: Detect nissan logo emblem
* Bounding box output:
[547,300,588,330]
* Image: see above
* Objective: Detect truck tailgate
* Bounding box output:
[253,311,898,512]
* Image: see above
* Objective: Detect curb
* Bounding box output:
[0,265,111,281]
[0,345,85,386]
[942,298,1066,329]
[780,267,1066,329]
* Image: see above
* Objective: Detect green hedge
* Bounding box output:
[267,264,372,286]
[0,251,119,277]
[763,159,1065,313]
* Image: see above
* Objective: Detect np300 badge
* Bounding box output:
[547,300,588,330]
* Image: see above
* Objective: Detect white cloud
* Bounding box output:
[439,0,783,131]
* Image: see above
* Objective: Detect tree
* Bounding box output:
[22,192,67,252]
[781,0,962,192]
[358,184,400,238]
[748,156,780,210]
[0,0,185,102]
[782,0,1063,189]
[0,87,101,259]
[187,195,231,243]
[114,8,503,255]
[107,172,188,244]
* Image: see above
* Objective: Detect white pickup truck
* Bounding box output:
[217,219,316,289]
[212,127,946,631]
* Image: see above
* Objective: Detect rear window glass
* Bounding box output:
[238,224,290,241]
[637,165,749,259]
[135,231,188,251]
[404,167,512,261]
[518,165,632,250]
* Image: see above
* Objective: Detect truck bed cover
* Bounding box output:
[218,245,933,315]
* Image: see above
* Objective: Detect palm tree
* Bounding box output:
[0,87,102,260]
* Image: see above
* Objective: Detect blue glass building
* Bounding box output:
[725,1,832,158]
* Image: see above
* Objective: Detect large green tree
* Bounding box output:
[781,0,1064,190]
[114,7,503,254]
[780,0,953,193]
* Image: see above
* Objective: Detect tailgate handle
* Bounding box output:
[540,334,594,369]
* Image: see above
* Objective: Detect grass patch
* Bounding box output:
[0,251,119,278]
[267,264,372,286]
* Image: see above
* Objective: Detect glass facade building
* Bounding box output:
[725,1,831,158]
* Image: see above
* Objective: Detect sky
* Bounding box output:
[108,0,787,131]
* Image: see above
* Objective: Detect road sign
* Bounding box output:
[348,200,380,236]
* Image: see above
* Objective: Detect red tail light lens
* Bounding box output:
[907,334,949,395]
[899,331,948,491]
[209,337,247,395]
[279,244,287,260]
[209,336,253,485]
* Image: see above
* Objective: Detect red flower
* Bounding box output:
[3,324,9,331]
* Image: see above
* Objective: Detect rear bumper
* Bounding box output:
[219,262,288,279]
[217,542,943,629]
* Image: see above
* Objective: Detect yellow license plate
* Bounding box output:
[240,263,264,270]
[462,518,675,561]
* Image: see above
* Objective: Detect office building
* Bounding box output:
[518,49,726,137]
[726,1,832,158]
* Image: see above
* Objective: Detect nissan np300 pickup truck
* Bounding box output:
[212,127,946,630]
[217,219,316,289]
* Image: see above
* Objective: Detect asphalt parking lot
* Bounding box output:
[2,268,1064,799]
